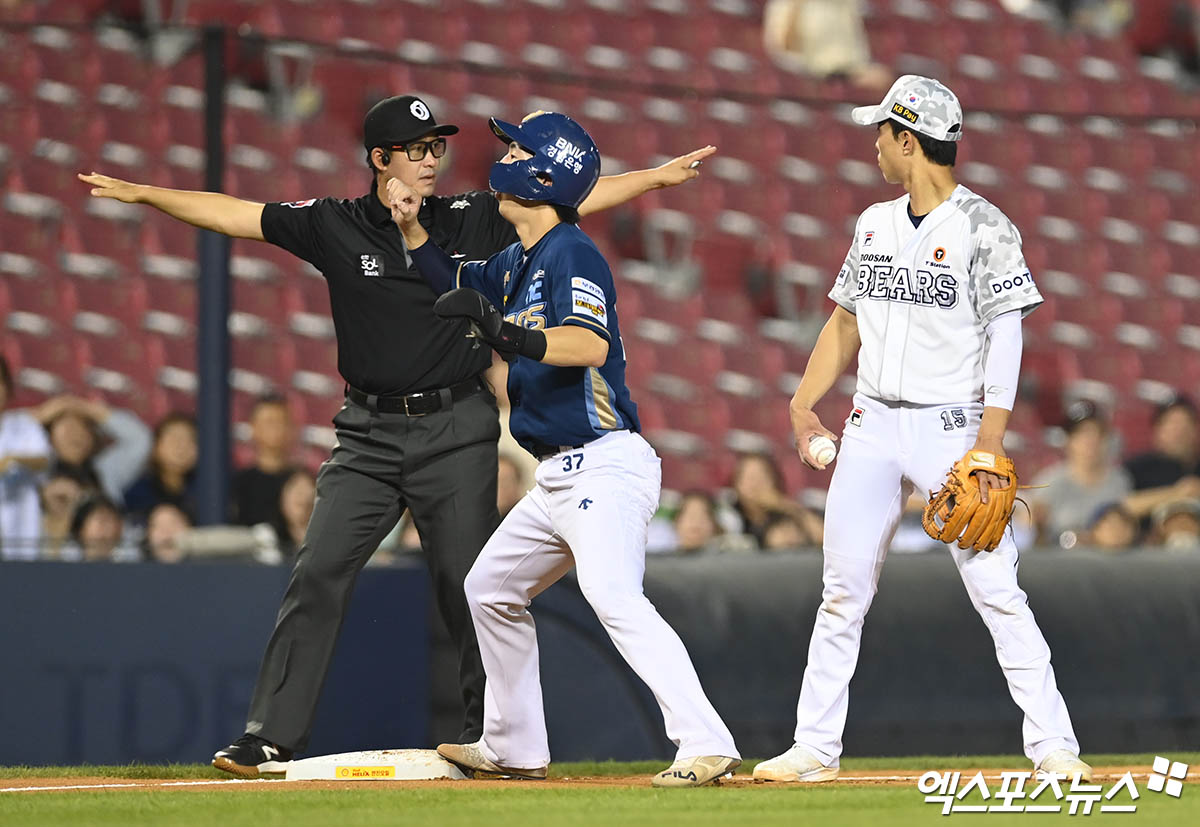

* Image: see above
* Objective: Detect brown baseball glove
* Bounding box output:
[922,450,1018,552]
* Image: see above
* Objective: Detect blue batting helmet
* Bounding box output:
[487,111,601,210]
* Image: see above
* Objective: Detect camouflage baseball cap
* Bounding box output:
[850,75,964,142]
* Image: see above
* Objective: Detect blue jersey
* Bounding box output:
[456,223,640,456]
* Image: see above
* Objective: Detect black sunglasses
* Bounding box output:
[392,138,447,161]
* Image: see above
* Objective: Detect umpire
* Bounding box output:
[80,94,714,776]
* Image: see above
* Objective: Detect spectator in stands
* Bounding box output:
[496,453,529,520]
[762,0,890,88]
[123,413,198,523]
[1123,396,1200,526]
[673,492,722,555]
[1080,502,1139,552]
[1152,500,1200,551]
[1028,401,1132,544]
[274,469,316,558]
[0,356,52,560]
[728,452,823,549]
[762,512,814,551]
[39,463,96,560]
[231,396,298,530]
[65,493,137,562]
[32,395,151,505]
[144,506,284,565]
[143,502,192,564]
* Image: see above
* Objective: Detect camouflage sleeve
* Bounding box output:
[827,215,862,314]
[968,202,1043,322]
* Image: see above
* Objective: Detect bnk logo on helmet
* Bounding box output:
[552,138,586,174]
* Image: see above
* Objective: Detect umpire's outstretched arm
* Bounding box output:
[78,172,266,240]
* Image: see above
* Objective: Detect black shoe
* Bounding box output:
[212,733,293,778]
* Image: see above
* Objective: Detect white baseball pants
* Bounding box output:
[792,393,1080,766]
[464,430,738,768]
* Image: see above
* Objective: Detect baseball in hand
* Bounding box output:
[809,435,837,466]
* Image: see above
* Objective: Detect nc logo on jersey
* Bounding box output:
[989,271,1033,296]
[526,270,545,303]
[359,254,383,277]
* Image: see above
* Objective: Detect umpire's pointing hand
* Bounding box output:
[78,172,143,203]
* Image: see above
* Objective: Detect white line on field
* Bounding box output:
[0,779,270,793]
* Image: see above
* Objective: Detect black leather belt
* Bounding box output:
[345,376,485,416]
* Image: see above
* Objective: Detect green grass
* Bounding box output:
[3,752,1196,779]
[1,755,1196,827]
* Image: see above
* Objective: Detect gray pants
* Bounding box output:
[245,388,501,752]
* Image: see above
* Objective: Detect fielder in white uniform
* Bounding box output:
[391,111,740,787]
[753,76,1092,783]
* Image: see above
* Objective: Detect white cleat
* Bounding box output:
[1036,749,1093,783]
[436,741,547,780]
[752,745,840,783]
[651,755,741,788]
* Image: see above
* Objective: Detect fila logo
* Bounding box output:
[863,231,874,246]
[450,199,470,209]
[360,254,383,277]
[849,407,865,426]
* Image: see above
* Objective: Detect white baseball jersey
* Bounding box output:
[828,185,1042,405]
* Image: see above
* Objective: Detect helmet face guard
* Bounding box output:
[488,112,601,210]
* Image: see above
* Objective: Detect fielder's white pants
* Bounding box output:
[793,393,1080,766]
[464,430,739,768]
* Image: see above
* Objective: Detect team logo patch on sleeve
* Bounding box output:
[572,291,607,325]
[284,199,316,208]
[571,277,606,301]
[988,271,1034,296]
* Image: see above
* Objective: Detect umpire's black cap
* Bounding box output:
[363,95,459,150]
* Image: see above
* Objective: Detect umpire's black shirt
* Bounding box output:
[261,186,518,395]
